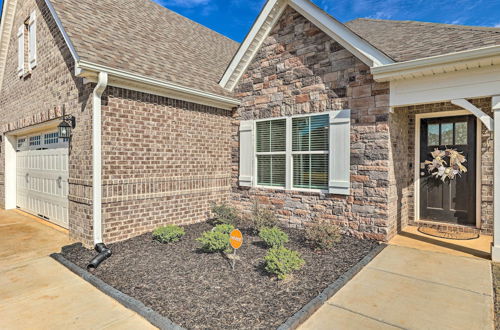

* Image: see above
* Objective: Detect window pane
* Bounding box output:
[455,122,467,145]
[293,154,328,190]
[257,155,286,187]
[292,117,309,151]
[441,123,453,145]
[292,114,329,152]
[428,124,439,146]
[256,119,286,152]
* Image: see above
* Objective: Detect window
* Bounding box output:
[29,135,41,146]
[255,114,330,191]
[17,138,26,151]
[256,119,286,187]
[44,132,58,145]
[427,121,468,146]
[292,115,329,190]
[239,110,351,195]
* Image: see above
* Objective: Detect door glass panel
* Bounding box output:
[455,122,467,145]
[441,123,453,145]
[428,124,439,146]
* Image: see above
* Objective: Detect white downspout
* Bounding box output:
[92,72,108,246]
[492,96,500,261]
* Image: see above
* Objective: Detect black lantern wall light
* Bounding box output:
[58,109,76,140]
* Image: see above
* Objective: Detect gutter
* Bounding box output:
[92,72,108,245]
[76,61,240,110]
[371,45,500,81]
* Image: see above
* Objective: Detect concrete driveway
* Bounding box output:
[0,209,155,329]
[300,244,494,330]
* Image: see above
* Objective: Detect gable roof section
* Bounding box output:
[219,0,394,91]
[48,0,239,98]
[346,18,500,62]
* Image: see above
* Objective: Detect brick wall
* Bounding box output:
[0,0,94,244]
[99,87,233,243]
[231,7,392,241]
[393,98,494,234]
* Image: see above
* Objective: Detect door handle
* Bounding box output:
[25,173,29,183]
[57,176,62,188]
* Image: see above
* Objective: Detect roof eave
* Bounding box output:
[372,45,500,81]
[77,61,240,110]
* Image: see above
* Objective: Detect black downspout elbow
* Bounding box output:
[87,243,112,271]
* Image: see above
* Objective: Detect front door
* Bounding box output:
[419,115,476,226]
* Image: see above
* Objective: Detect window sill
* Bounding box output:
[253,185,329,195]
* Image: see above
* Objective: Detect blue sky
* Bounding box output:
[2,0,500,42]
[154,0,500,42]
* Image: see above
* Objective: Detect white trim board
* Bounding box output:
[219,0,393,91]
[413,110,481,229]
[0,0,18,91]
[390,65,500,107]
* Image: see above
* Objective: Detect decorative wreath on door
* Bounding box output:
[425,148,467,182]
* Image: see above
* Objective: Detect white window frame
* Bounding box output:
[253,111,335,193]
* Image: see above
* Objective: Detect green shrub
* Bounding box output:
[213,223,235,235]
[212,203,239,225]
[264,247,305,280]
[259,227,289,248]
[305,221,341,250]
[152,225,185,243]
[249,202,278,234]
[196,231,230,253]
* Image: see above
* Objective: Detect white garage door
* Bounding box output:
[16,132,69,229]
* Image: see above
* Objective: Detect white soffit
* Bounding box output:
[219,0,394,91]
[372,45,500,82]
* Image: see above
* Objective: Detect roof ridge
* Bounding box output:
[348,18,500,33]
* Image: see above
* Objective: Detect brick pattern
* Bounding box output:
[0,0,94,245]
[232,7,392,241]
[100,87,233,243]
[392,98,493,234]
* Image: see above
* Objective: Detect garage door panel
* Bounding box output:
[16,133,69,229]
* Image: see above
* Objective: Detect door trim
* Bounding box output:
[414,110,482,228]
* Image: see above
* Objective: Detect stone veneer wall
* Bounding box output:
[99,87,233,243]
[0,0,94,245]
[392,98,494,234]
[232,7,393,241]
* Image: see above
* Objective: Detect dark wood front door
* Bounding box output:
[419,115,476,226]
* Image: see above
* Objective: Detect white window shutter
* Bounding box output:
[17,25,24,76]
[28,11,37,70]
[239,120,254,187]
[329,109,351,195]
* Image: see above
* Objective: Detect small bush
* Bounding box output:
[305,221,341,250]
[197,231,230,253]
[212,203,239,225]
[259,227,289,248]
[152,225,185,243]
[213,223,235,235]
[249,202,278,234]
[264,247,305,280]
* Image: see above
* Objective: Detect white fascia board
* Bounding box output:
[219,0,284,90]
[493,96,500,111]
[451,98,494,131]
[289,0,393,67]
[0,0,19,91]
[78,61,240,110]
[43,0,79,63]
[372,45,500,81]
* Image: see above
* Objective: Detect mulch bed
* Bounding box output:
[61,223,379,329]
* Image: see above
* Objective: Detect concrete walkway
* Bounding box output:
[300,244,494,330]
[0,209,155,330]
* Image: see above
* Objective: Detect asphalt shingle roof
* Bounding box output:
[346,18,500,62]
[50,0,239,97]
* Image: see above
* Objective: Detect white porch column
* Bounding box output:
[492,96,500,261]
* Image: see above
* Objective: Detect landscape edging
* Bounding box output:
[50,253,185,330]
[277,243,387,330]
